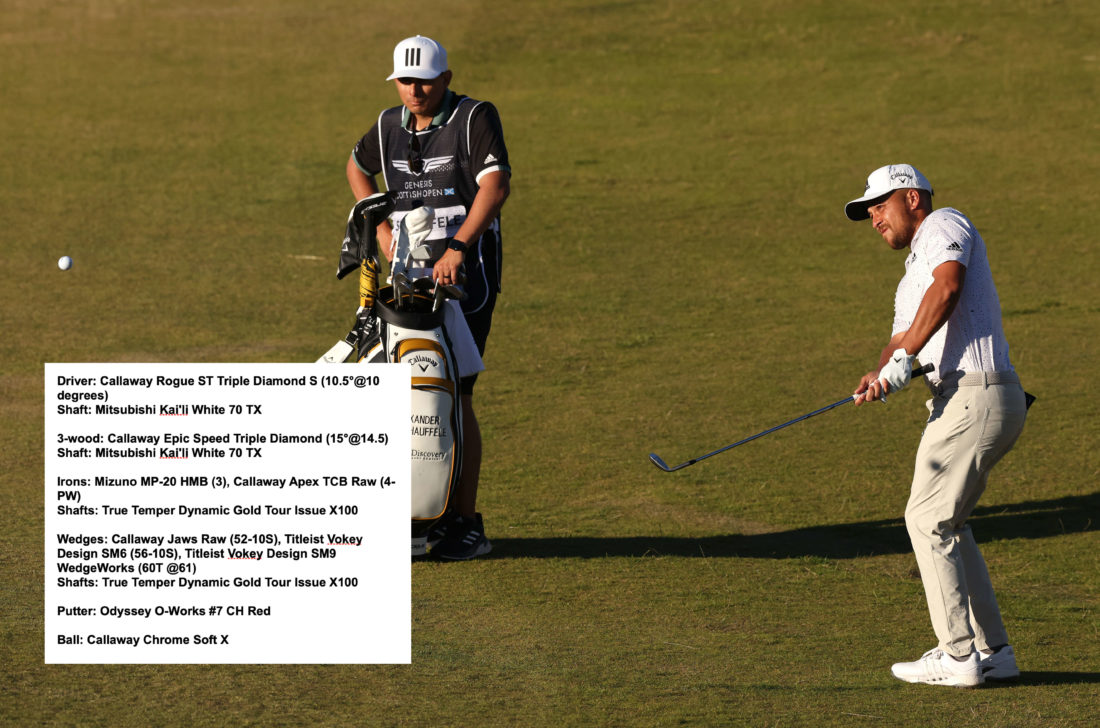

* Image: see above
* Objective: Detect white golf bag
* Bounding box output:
[320,199,467,557]
[358,283,463,557]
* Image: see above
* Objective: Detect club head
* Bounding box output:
[317,340,353,364]
[649,453,673,472]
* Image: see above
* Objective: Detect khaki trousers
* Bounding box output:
[906,372,1027,657]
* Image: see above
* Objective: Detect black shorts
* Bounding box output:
[459,230,501,395]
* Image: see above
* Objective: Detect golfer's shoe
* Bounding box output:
[979,645,1019,681]
[431,513,491,561]
[890,648,983,688]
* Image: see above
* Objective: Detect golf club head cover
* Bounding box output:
[337,192,395,280]
[354,308,380,359]
[879,348,917,393]
[392,206,440,279]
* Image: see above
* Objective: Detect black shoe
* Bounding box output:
[431,513,492,561]
[426,512,457,549]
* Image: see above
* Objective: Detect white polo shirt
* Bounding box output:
[892,208,1014,378]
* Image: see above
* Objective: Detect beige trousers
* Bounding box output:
[906,372,1027,657]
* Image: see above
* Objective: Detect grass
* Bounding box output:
[2,0,1098,725]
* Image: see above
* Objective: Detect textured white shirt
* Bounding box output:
[892,208,1013,378]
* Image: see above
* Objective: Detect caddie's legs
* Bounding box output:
[457,394,481,517]
[905,384,1026,657]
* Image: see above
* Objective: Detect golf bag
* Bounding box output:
[320,195,464,557]
[358,284,463,557]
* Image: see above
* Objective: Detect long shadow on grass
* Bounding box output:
[990,672,1100,687]
[490,492,1097,560]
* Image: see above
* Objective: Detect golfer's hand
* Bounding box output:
[854,371,888,406]
[432,249,464,285]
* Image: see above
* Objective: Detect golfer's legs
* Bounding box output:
[905,384,1025,656]
[958,523,1009,650]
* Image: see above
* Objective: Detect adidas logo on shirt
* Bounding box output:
[946,242,963,251]
[484,153,497,164]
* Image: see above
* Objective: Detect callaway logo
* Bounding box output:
[890,170,914,185]
[393,156,453,176]
[946,242,963,252]
[341,236,351,252]
[408,355,438,373]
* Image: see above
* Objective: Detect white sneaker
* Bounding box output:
[890,648,983,688]
[979,645,1019,680]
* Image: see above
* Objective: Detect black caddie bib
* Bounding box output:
[378,96,484,240]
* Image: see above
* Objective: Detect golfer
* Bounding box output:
[347,35,510,560]
[847,164,1028,687]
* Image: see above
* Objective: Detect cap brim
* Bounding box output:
[844,191,892,221]
[386,70,445,81]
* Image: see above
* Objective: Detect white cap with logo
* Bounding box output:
[845,164,933,221]
[387,35,448,81]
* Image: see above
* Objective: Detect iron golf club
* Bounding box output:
[649,363,935,472]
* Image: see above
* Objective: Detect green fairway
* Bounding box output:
[3,0,1097,725]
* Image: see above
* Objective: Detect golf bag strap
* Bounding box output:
[412,377,456,394]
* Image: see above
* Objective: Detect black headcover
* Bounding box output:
[336,192,396,280]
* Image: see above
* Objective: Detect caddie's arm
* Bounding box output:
[346,154,395,261]
[432,171,510,284]
[854,261,965,405]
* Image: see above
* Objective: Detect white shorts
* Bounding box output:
[442,299,484,380]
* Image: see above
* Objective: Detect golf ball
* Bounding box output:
[58,256,73,271]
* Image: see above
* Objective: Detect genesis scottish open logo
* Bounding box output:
[393,156,454,177]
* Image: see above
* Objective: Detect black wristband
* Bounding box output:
[447,238,469,253]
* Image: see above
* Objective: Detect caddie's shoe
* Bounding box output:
[426,512,457,549]
[431,513,492,561]
[979,645,1019,681]
[890,648,983,688]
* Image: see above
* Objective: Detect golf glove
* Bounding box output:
[878,348,916,394]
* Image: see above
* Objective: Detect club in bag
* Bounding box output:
[649,362,935,472]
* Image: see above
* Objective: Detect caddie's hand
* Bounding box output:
[378,225,394,263]
[432,248,465,285]
[878,348,916,395]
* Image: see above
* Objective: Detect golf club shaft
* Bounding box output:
[650,363,934,472]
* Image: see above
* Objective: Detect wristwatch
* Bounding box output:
[447,238,469,253]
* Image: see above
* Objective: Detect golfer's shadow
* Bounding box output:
[489,492,1097,561]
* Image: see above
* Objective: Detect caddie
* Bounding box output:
[847,164,1028,687]
[346,35,511,560]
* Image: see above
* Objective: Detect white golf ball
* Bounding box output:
[58,256,73,271]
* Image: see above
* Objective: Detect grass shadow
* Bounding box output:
[987,672,1100,687]
[488,492,1098,560]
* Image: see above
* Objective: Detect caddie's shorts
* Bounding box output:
[459,230,501,395]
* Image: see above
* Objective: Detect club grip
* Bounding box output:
[913,362,935,379]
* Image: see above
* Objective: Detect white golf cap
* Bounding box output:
[386,35,448,81]
[844,164,933,221]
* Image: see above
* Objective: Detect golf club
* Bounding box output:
[649,362,935,472]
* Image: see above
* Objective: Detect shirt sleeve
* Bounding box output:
[922,211,974,270]
[467,102,510,184]
[352,120,383,176]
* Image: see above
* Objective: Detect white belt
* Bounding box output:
[926,370,1020,397]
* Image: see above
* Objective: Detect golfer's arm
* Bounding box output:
[878,332,907,369]
[896,261,965,357]
[452,171,510,244]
